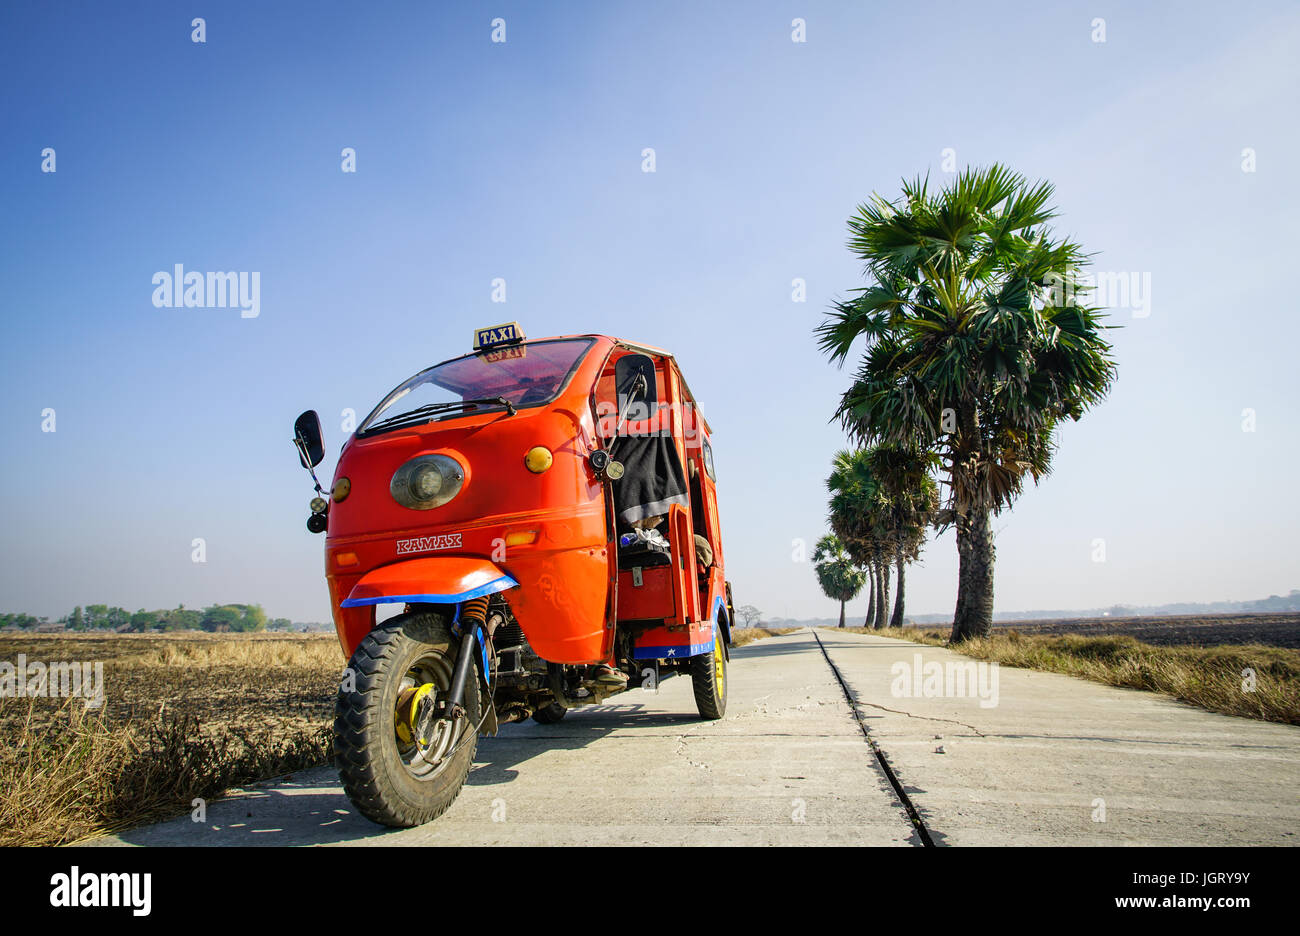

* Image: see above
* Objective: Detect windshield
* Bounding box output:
[357,338,594,436]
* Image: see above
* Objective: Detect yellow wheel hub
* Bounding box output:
[395,683,436,745]
[714,632,725,696]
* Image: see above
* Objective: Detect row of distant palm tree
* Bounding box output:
[818,446,939,629]
[814,165,1118,641]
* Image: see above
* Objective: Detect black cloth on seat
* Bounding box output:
[612,434,688,529]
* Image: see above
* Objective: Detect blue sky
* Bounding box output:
[2,1,1297,624]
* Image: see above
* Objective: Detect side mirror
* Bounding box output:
[293,410,325,469]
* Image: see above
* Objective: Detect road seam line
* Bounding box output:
[812,630,936,847]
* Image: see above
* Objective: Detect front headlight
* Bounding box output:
[390,454,465,510]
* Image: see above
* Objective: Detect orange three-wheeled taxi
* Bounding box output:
[292,325,733,826]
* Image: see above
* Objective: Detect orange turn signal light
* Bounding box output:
[504,530,538,547]
[335,551,359,567]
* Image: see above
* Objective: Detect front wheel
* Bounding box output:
[691,626,727,719]
[334,612,480,828]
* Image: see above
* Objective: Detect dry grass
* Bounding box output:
[0,631,342,668]
[142,637,342,669]
[0,699,330,847]
[0,633,340,846]
[731,627,799,648]
[834,626,1300,724]
[0,627,802,846]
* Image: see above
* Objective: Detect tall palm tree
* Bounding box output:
[812,534,867,629]
[818,165,1117,642]
[826,449,891,628]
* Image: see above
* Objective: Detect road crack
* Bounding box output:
[673,728,711,770]
[851,700,986,737]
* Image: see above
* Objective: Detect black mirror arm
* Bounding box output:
[293,433,328,496]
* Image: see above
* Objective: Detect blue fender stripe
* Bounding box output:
[340,574,519,608]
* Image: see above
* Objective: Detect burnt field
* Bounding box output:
[0,632,341,736]
[0,632,344,845]
[986,612,1300,649]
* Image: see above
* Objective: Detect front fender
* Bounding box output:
[340,556,518,608]
[337,557,514,737]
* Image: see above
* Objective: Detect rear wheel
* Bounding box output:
[691,625,727,719]
[334,612,480,827]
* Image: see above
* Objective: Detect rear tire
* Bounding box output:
[334,612,480,828]
[691,626,728,719]
[531,702,567,724]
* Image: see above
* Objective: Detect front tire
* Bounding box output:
[334,612,480,828]
[691,626,728,719]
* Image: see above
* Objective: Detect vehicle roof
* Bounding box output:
[528,334,712,436]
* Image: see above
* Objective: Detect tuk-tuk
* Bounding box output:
[292,324,734,827]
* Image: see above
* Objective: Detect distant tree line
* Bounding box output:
[0,604,324,633]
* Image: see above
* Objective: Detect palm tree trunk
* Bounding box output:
[838,599,845,629]
[890,552,906,629]
[875,558,890,629]
[950,506,995,642]
[865,564,876,627]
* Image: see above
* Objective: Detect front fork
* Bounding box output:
[440,596,492,725]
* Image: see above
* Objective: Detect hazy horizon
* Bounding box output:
[3,2,1298,626]
[11,586,1300,630]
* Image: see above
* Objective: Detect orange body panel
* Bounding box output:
[325,336,617,662]
[615,565,675,620]
[320,333,727,667]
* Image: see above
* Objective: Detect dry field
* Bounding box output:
[2,628,792,846]
[834,615,1300,725]
[987,612,1300,649]
[0,632,343,846]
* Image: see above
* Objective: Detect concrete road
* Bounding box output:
[82,629,1299,846]
[816,630,1299,846]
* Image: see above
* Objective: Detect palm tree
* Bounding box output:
[864,561,877,626]
[826,449,891,628]
[818,165,1117,642]
[812,534,867,629]
[865,445,940,628]
[872,550,889,630]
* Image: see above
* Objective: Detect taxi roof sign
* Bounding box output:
[473,322,526,350]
